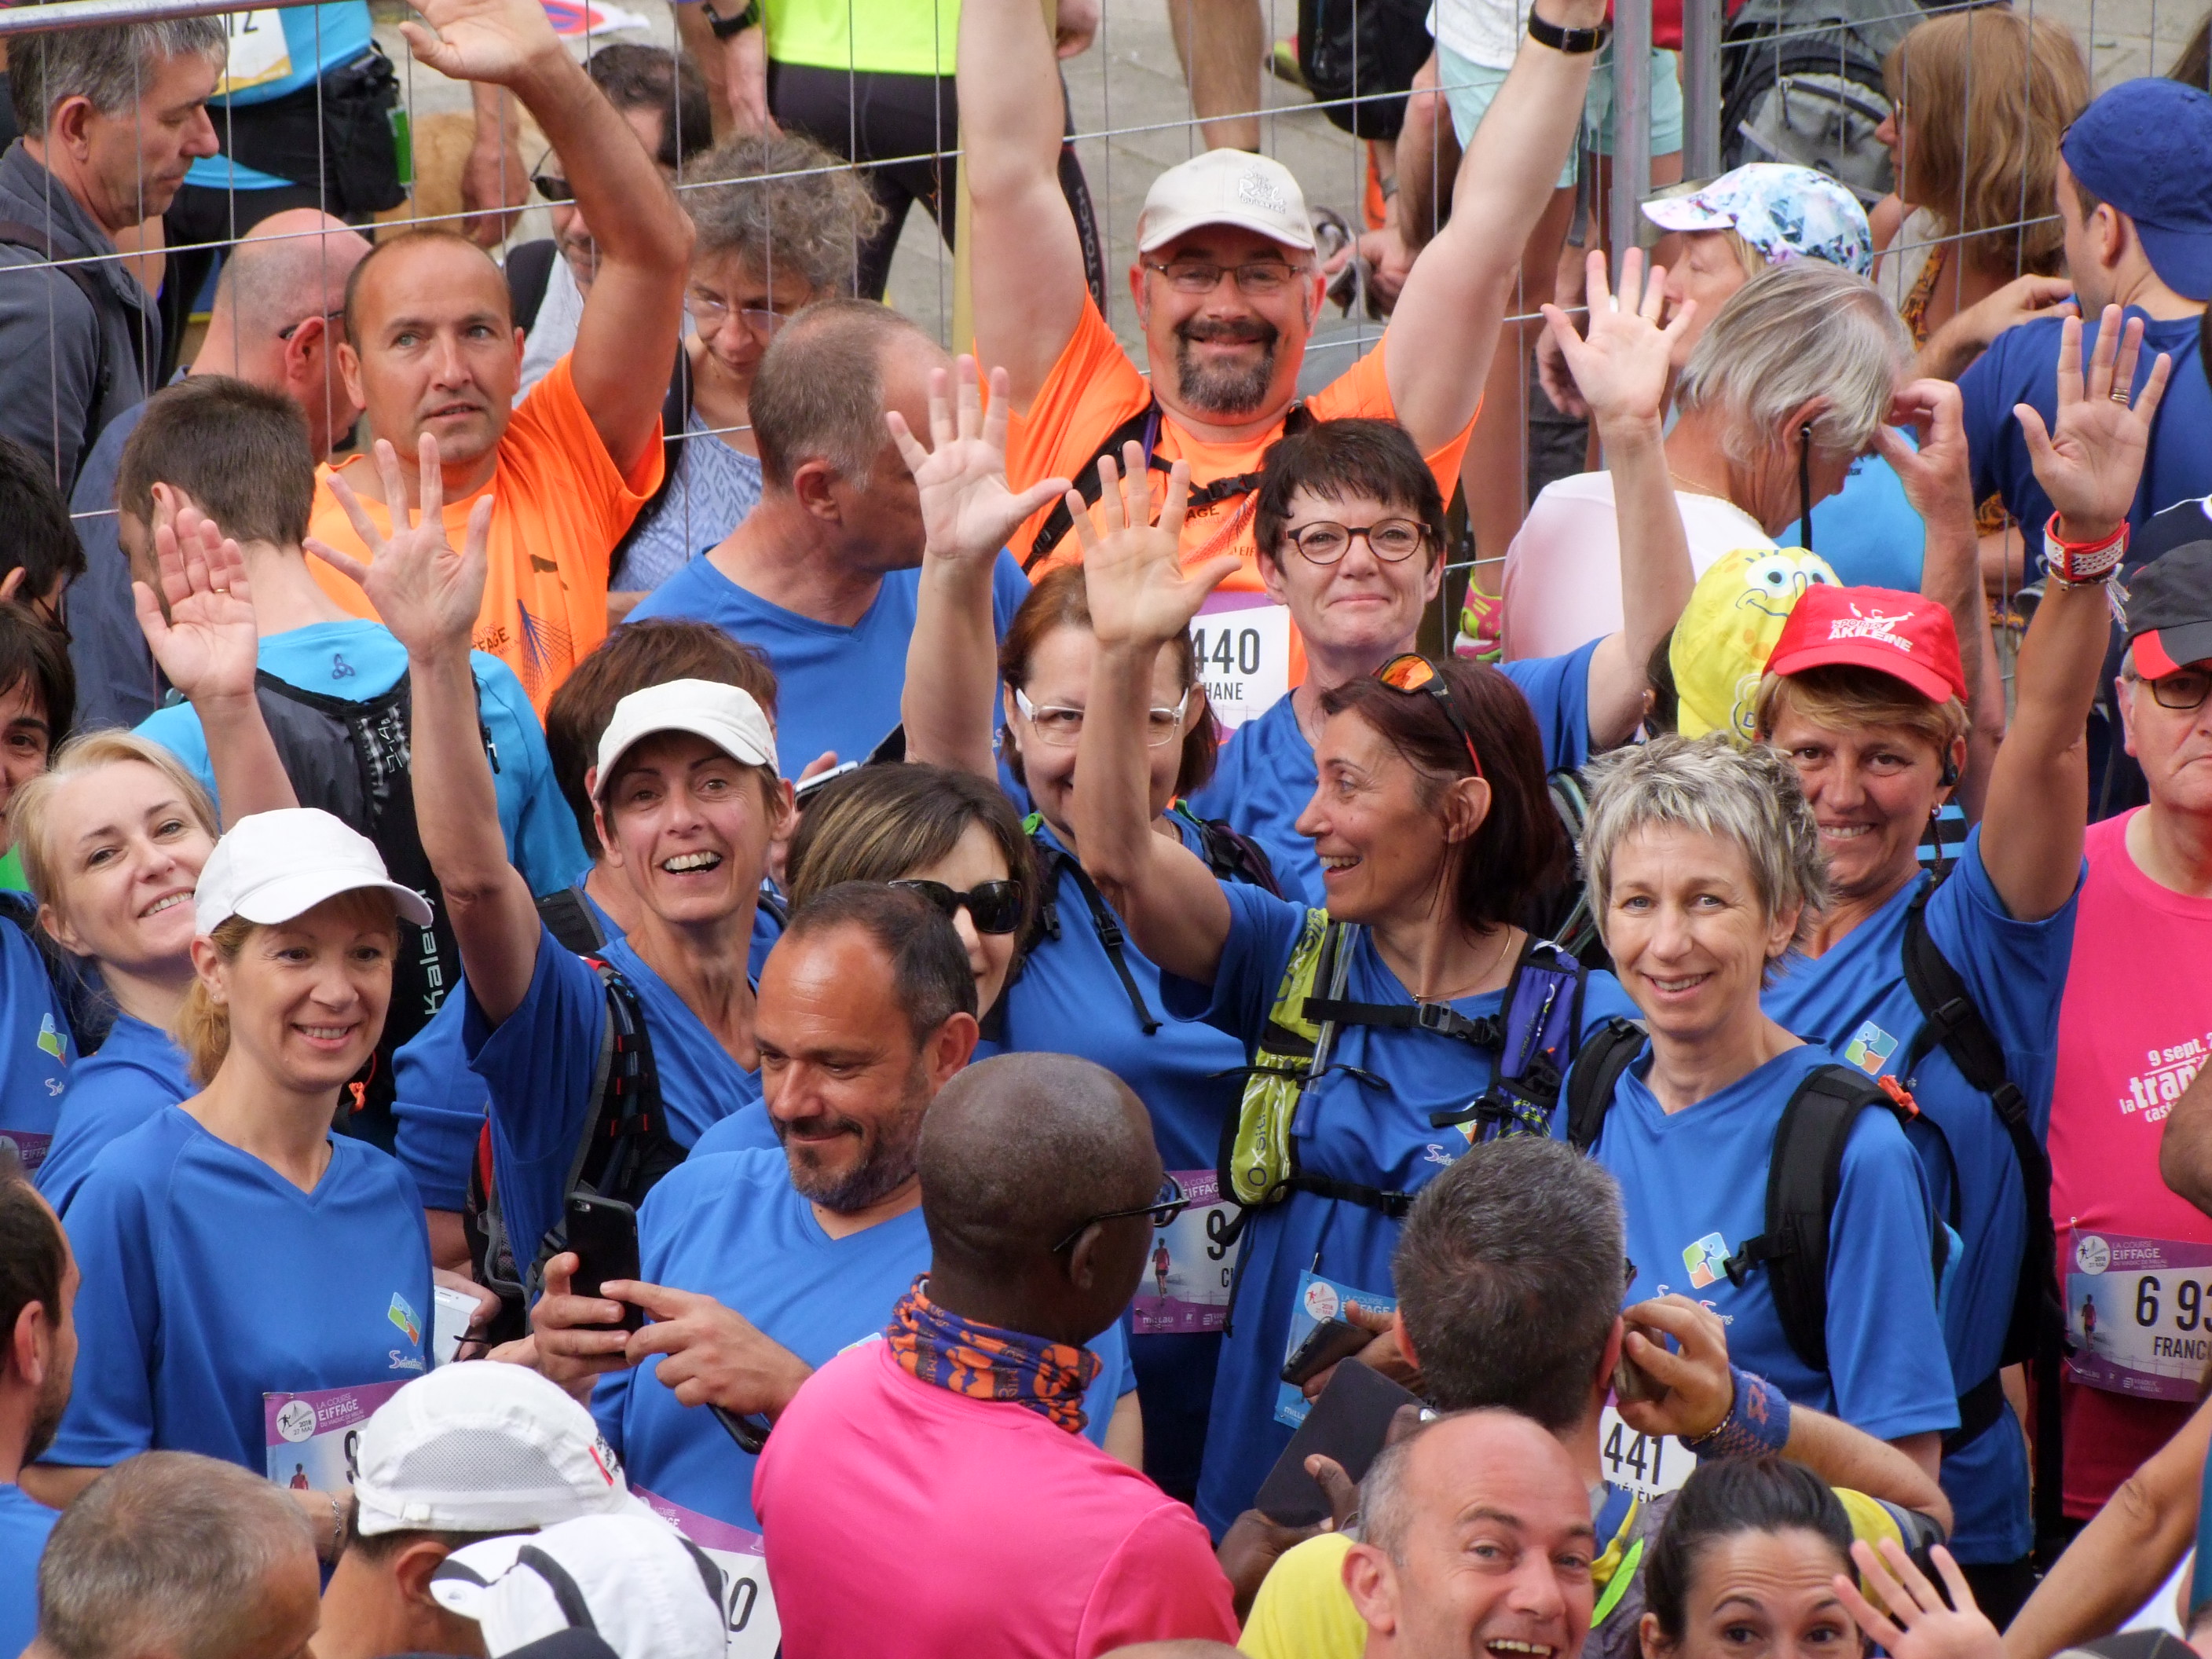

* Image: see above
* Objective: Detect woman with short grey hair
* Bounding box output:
[1567,732,1959,1478]
[612,131,885,595]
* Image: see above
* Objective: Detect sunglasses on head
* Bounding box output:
[889,878,1025,936]
[1375,654,1485,779]
[1053,1172,1190,1253]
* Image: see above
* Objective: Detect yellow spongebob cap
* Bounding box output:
[1672,548,1841,742]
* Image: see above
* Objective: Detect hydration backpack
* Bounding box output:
[1223,917,1592,1216]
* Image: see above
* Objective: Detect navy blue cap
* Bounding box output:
[2063,78,2212,302]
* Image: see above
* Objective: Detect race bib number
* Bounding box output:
[634,1489,781,1658]
[1595,1405,1690,1501]
[216,10,292,95]
[264,1381,406,1489]
[2067,1232,2212,1403]
[1274,1269,1396,1429]
[0,1130,49,1173]
[1131,1169,1241,1335]
[1190,592,1291,732]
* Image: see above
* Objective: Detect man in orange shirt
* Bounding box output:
[307,0,693,710]
[961,0,1610,598]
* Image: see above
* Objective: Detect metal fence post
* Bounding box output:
[1608,0,1652,259]
[1679,0,1722,179]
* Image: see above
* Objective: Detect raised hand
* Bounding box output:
[398,0,563,87]
[2017,304,2171,543]
[133,484,262,706]
[1540,247,1692,440]
[888,356,1070,569]
[307,434,492,660]
[1833,1539,2004,1659]
[1071,447,1237,650]
[1874,379,1977,535]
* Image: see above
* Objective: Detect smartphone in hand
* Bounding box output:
[1280,1316,1375,1388]
[565,1193,644,1334]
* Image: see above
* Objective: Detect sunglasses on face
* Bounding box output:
[1375,654,1485,780]
[889,878,1025,936]
[1053,1172,1190,1252]
[533,170,573,204]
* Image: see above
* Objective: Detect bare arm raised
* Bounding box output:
[955,0,1090,409]
[1068,452,1240,983]
[405,0,693,473]
[896,357,1071,776]
[1382,0,1607,451]
[310,434,542,1024]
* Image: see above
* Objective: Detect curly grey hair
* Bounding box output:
[681,131,888,298]
[1579,733,1827,965]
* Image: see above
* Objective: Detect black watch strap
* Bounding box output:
[1527,10,1609,51]
[702,0,760,38]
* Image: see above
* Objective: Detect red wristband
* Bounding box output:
[2043,511,2128,586]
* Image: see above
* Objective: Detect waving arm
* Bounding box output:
[309,435,543,1024]
[897,358,1070,777]
[1068,452,1239,983]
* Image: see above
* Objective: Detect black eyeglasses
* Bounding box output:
[533,170,573,203]
[1285,518,1429,566]
[1053,1173,1189,1252]
[277,305,346,342]
[890,878,1025,936]
[2139,665,2212,712]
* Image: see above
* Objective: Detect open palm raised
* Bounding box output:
[134,486,262,705]
[2017,304,2172,540]
[1071,445,1240,651]
[398,0,563,86]
[1539,246,1691,436]
[307,434,493,659]
[888,355,1069,567]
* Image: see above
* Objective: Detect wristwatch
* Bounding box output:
[1527,9,1609,51]
[701,0,760,38]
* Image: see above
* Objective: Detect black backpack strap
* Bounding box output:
[504,237,558,333]
[1028,822,1159,1033]
[534,887,608,956]
[1025,401,1313,572]
[1720,1063,1922,1375]
[609,347,695,574]
[1173,801,1284,898]
[1564,1017,1647,1152]
[521,958,683,1305]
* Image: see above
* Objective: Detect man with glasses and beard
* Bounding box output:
[519,883,1137,1544]
[0,1153,77,1659]
[958,0,1610,615]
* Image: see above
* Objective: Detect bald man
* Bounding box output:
[304,0,691,711]
[755,1052,1240,1659]
[1345,1411,1598,1659]
[68,208,372,728]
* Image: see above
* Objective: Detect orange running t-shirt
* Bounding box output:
[1004,296,1474,590]
[308,354,662,712]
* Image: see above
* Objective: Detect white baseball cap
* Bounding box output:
[428,1514,731,1659]
[591,678,778,801]
[351,1362,652,1538]
[194,808,434,936]
[1137,148,1317,255]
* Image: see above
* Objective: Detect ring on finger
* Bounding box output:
[2111,387,2133,405]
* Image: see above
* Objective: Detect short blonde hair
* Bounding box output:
[1580,734,1827,964]
[1753,662,1971,758]
[12,731,217,922]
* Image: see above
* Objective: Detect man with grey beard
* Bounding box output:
[521,882,1141,1540]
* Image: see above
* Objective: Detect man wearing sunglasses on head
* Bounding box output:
[2055,539,2212,1545]
[518,884,1141,1547]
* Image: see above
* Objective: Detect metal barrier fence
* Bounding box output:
[0,0,2189,661]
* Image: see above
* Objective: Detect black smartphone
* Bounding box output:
[565,1193,643,1333]
[1612,1317,1673,1405]
[1280,1316,1375,1387]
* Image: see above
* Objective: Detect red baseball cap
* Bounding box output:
[1763,585,1968,705]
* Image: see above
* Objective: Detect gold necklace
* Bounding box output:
[1418,923,1518,1004]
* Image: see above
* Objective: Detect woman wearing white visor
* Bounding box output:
[26,808,437,1565]
[315,441,791,1296]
